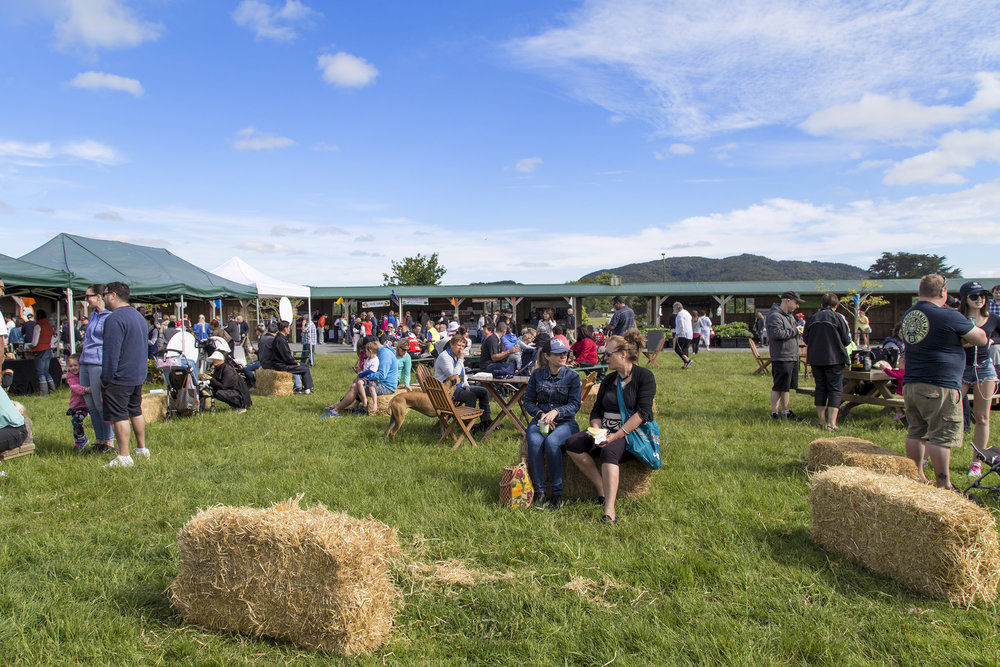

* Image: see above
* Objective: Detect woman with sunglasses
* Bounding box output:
[78,284,115,453]
[564,328,655,524]
[958,281,1000,466]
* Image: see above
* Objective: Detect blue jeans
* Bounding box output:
[79,363,113,442]
[243,360,260,385]
[525,420,580,496]
[34,348,54,385]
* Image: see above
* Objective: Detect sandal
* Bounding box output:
[600,514,618,525]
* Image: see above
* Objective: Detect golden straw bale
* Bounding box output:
[517,436,654,499]
[255,369,295,396]
[807,437,919,480]
[370,390,404,417]
[170,496,400,656]
[810,466,1000,606]
[141,392,167,424]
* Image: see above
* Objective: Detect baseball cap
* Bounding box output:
[780,290,804,302]
[447,321,459,333]
[544,338,571,355]
[208,351,225,362]
[959,281,989,300]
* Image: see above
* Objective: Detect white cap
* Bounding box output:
[208,351,225,362]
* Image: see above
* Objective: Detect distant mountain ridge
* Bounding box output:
[579,254,870,283]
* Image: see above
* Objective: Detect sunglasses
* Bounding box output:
[969,293,988,300]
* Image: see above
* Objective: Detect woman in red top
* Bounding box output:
[29,309,56,396]
[570,324,599,365]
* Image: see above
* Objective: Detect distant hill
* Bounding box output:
[579,254,869,283]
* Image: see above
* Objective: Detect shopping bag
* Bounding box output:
[499,459,535,508]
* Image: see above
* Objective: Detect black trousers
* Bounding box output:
[0,424,28,452]
[453,385,491,422]
[812,364,845,408]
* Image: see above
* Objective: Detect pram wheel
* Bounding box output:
[968,492,981,506]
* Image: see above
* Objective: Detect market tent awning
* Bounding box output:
[20,234,256,301]
[0,253,80,298]
[211,256,310,298]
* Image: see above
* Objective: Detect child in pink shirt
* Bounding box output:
[65,354,89,451]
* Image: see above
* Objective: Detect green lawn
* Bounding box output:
[2,352,998,665]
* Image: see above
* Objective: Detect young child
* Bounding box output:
[356,341,381,415]
[65,354,89,452]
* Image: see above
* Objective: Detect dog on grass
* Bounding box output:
[384,374,459,440]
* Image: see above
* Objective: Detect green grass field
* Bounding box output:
[2,351,998,665]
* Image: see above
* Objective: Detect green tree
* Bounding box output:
[867,252,961,278]
[382,253,446,286]
[815,279,889,333]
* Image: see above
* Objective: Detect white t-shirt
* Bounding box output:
[0,317,7,338]
[674,309,693,339]
[698,315,712,337]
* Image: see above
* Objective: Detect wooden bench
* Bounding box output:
[796,386,905,409]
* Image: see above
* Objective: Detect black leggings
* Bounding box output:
[812,364,845,408]
[0,424,28,453]
[453,385,490,421]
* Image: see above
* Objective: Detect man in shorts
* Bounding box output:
[902,274,987,489]
[766,290,804,420]
[101,282,151,468]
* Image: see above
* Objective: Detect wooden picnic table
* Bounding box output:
[796,368,903,418]
[470,375,530,438]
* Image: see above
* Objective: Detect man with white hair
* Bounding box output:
[672,302,694,370]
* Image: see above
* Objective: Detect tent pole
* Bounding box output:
[66,287,74,357]
[56,293,62,358]
[179,295,187,332]
[256,298,260,329]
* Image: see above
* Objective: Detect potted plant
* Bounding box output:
[714,322,753,348]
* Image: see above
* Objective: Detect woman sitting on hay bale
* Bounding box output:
[564,328,656,525]
[524,338,581,510]
[0,381,30,453]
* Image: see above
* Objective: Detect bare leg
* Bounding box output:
[601,463,620,520]
[770,390,782,413]
[113,420,131,457]
[827,406,840,430]
[816,406,826,428]
[927,443,952,489]
[972,380,995,450]
[906,437,927,484]
[130,415,146,450]
[566,450,603,495]
[780,391,790,412]
[330,384,360,413]
[368,386,377,413]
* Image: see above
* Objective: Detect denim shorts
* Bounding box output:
[963,359,997,385]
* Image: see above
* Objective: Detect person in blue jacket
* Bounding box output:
[524,338,581,510]
[322,343,399,417]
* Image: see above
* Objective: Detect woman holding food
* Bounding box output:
[564,328,656,524]
[523,338,581,510]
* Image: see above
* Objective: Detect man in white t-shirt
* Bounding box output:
[672,301,694,369]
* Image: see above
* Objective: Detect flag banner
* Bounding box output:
[362,300,390,308]
[401,297,428,305]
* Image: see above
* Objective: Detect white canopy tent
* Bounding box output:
[211,256,311,331]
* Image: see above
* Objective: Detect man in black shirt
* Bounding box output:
[480,321,517,373]
[272,320,313,393]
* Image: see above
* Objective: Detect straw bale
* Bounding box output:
[255,369,295,396]
[11,402,32,445]
[371,390,404,416]
[810,466,1000,606]
[562,454,653,500]
[141,393,167,424]
[807,437,919,481]
[170,496,400,656]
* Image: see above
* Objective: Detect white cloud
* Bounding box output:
[354,234,375,243]
[232,127,294,150]
[271,224,304,235]
[238,241,297,253]
[61,140,123,165]
[507,1,1000,137]
[93,210,122,221]
[0,201,14,215]
[317,52,378,88]
[313,225,348,235]
[69,71,144,97]
[0,138,123,165]
[375,217,416,224]
[801,72,1000,141]
[515,157,542,173]
[669,143,694,155]
[350,250,381,257]
[609,114,625,124]
[883,129,1000,185]
[92,233,170,246]
[232,0,319,42]
[52,0,161,50]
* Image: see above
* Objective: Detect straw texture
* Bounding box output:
[807,436,919,480]
[170,496,400,656]
[141,393,167,423]
[255,370,295,396]
[810,466,1000,606]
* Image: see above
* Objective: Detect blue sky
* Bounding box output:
[2,0,1000,286]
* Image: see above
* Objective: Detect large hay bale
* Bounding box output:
[371,389,404,416]
[170,496,400,656]
[807,437,919,480]
[517,437,654,499]
[141,392,167,424]
[255,369,295,396]
[810,466,1000,606]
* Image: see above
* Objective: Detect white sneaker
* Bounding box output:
[105,455,134,468]
[304,388,311,394]
[134,447,151,458]
[235,408,247,413]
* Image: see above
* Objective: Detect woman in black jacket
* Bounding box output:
[802,292,851,431]
[564,328,656,524]
[201,351,251,412]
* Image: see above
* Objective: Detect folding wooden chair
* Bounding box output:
[643,334,668,367]
[749,339,772,375]
[420,372,484,449]
[580,371,598,402]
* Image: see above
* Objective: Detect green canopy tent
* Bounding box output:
[0,253,79,298]
[20,234,257,351]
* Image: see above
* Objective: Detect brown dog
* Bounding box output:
[384,374,459,440]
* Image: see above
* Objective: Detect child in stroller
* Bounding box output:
[963,440,1000,505]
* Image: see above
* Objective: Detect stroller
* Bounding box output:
[963,441,1000,505]
[162,352,212,419]
[198,336,255,390]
